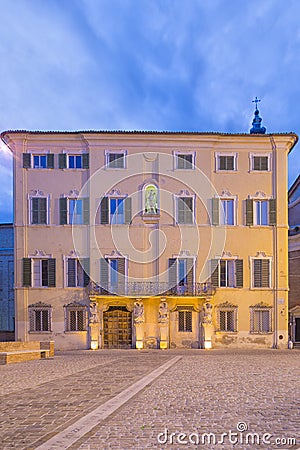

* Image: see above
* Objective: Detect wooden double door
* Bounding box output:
[103,306,132,349]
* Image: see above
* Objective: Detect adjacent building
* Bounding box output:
[1,111,297,350]
[288,175,300,345]
[0,223,14,340]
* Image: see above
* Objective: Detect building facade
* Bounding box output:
[0,223,14,339]
[288,175,300,345]
[1,123,297,350]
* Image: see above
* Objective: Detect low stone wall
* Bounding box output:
[0,341,55,364]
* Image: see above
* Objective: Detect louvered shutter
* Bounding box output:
[32,198,39,224]
[60,198,68,224]
[117,258,126,293]
[253,157,260,171]
[168,258,177,289]
[219,156,226,170]
[177,198,185,223]
[124,197,132,224]
[100,197,109,224]
[246,199,254,226]
[235,259,243,288]
[269,199,276,226]
[23,258,32,287]
[39,198,47,224]
[211,259,219,287]
[177,155,184,169]
[23,153,31,168]
[261,259,270,287]
[186,258,194,293]
[47,154,54,169]
[100,258,109,290]
[185,197,193,224]
[67,258,76,287]
[81,258,90,287]
[212,198,220,225]
[59,153,67,169]
[48,258,56,287]
[83,198,90,224]
[82,153,89,169]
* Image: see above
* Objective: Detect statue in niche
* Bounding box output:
[145,185,158,214]
[89,302,99,324]
[158,300,169,324]
[134,300,145,324]
[203,302,213,325]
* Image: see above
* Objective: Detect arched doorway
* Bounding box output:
[103,306,132,349]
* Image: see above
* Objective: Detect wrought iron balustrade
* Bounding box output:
[88,281,215,297]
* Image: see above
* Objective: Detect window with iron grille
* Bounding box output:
[178,310,192,332]
[217,307,237,332]
[65,304,87,331]
[250,307,272,333]
[252,258,271,288]
[29,303,52,332]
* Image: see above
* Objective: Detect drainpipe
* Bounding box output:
[270,136,278,349]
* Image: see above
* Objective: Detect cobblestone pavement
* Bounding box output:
[0,349,300,450]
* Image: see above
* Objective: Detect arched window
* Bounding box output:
[144,184,159,214]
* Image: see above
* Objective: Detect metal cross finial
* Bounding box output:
[252,96,261,110]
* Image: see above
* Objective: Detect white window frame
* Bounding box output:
[109,196,127,224]
[220,196,237,226]
[249,153,271,172]
[68,198,84,225]
[253,199,269,226]
[104,253,128,286]
[67,154,83,169]
[215,152,238,172]
[32,153,48,169]
[173,151,195,170]
[219,258,236,288]
[28,191,50,225]
[250,255,272,289]
[105,150,127,169]
[174,191,195,225]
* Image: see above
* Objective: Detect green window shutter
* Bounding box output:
[269,199,276,226]
[100,197,109,224]
[168,258,177,288]
[253,157,260,171]
[100,258,109,290]
[83,198,90,224]
[58,153,67,169]
[186,258,194,285]
[80,258,90,287]
[47,154,54,169]
[235,259,243,288]
[82,153,89,169]
[246,199,254,226]
[32,198,39,224]
[39,198,47,224]
[23,258,32,287]
[212,198,220,225]
[124,197,132,224]
[211,259,219,287]
[67,258,76,287]
[177,198,185,223]
[23,153,31,168]
[261,259,270,287]
[48,258,56,287]
[253,259,262,287]
[60,198,68,225]
[185,197,193,224]
[219,156,226,170]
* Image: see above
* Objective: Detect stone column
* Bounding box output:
[202,302,214,349]
[89,302,100,350]
[158,299,169,349]
[133,300,145,349]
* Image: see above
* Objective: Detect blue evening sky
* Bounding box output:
[0,0,300,222]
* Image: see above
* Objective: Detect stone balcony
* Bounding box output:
[87,281,215,297]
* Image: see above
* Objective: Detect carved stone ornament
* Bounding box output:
[89,302,99,324]
[158,300,169,324]
[133,300,145,324]
[30,189,45,197]
[202,302,213,325]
